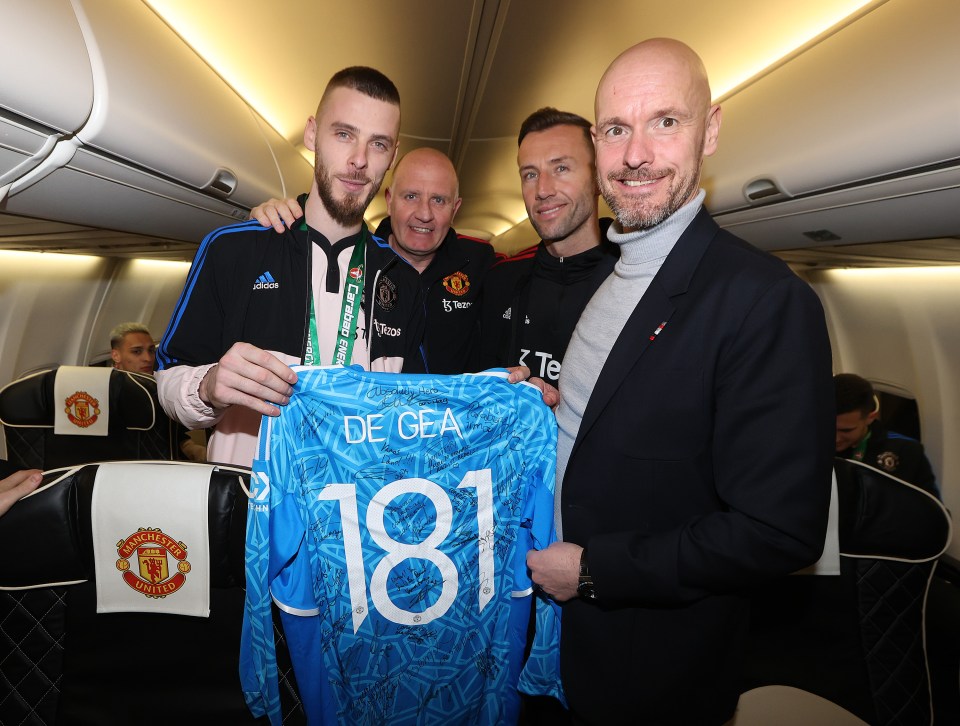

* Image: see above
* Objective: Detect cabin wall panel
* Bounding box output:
[85,259,189,363]
[0,253,188,460]
[805,268,960,559]
[0,254,114,379]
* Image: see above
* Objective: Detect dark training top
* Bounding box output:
[837,420,939,497]
[374,217,497,375]
[479,219,616,383]
[158,220,423,372]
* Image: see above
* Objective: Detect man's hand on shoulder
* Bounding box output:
[249,197,303,234]
[527,541,582,602]
[199,342,297,416]
[506,366,560,409]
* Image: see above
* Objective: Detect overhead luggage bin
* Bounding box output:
[0,0,312,242]
[703,0,960,248]
[0,0,93,185]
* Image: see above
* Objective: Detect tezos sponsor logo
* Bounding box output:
[518,348,561,381]
[374,321,402,337]
[442,299,473,313]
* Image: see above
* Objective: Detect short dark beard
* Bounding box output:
[314,158,381,227]
[601,137,705,231]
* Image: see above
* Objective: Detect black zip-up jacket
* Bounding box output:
[374,217,497,374]
[478,219,616,383]
[157,219,423,373]
[837,420,939,497]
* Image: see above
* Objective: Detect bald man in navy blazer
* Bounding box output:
[527,39,834,725]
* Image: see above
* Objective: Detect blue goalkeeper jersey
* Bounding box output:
[241,366,561,725]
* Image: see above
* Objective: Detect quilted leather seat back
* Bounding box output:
[0,463,304,725]
[0,367,179,470]
[743,458,951,726]
[0,368,182,724]
[835,458,951,726]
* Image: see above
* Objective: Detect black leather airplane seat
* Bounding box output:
[0,367,184,724]
[743,457,952,726]
[0,367,180,470]
[0,462,305,726]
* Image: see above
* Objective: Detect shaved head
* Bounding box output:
[596,38,713,120]
[592,37,721,231]
[393,147,459,197]
[386,147,462,271]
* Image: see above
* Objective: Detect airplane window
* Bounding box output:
[875,389,921,441]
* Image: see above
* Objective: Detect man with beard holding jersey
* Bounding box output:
[157,66,421,467]
[479,108,617,385]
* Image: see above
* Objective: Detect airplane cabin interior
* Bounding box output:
[1,0,958,723]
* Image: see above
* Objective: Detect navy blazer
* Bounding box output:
[559,209,835,725]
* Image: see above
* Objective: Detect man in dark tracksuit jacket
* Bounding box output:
[478,108,613,724]
[156,219,423,465]
[156,66,409,467]
[478,107,616,388]
[157,221,421,372]
[479,219,615,384]
[374,216,495,374]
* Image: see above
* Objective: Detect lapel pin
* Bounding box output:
[649,321,667,342]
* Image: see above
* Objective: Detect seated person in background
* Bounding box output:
[0,467,42,517]
[110,322,207,463]
[835,372,938,497]
[109,321,157,375]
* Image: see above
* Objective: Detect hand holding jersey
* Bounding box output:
[526,540,581,601]
[506,365,561,409]
[198,342,296,417]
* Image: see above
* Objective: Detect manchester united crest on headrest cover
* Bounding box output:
[64,390,100,428]
[443,271,470,296]
[115,527,191,599]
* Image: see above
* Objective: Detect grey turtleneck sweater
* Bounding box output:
[553,190,706,537]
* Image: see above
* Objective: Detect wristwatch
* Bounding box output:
[577,548,597,600]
